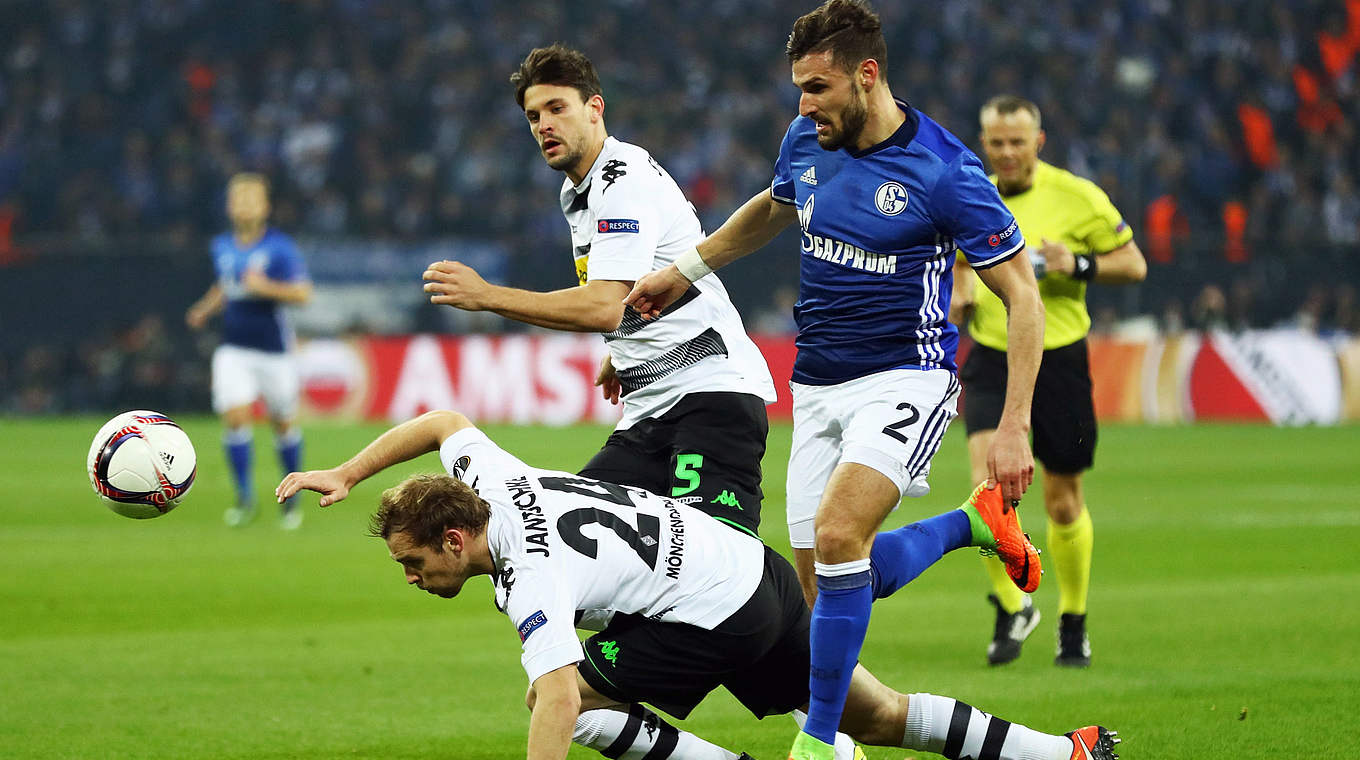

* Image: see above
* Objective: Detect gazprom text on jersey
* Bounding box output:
[802,233,898,274]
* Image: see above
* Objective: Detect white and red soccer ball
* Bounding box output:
[86,411,197,519]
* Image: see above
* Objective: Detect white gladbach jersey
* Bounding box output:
[560,136,776,429]
[439,428,765,684]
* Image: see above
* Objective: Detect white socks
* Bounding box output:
[573,706,738,760]
[903,693,1073,760]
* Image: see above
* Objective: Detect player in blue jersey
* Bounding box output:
[626,3,1046,759]
[186,173,313,529]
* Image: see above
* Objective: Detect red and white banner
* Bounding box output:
[296,331,1353,426]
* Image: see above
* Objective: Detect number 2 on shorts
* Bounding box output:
[881,402,920,444]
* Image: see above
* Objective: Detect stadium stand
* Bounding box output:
[1,0,1358,412]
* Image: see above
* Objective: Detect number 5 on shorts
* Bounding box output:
[671,453,703,497]
[881,402,920,443]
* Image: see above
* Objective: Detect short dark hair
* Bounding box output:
[510,44,603,109]
[981,95,1043,130]
[369,473,491,550]
[786,0,888,77]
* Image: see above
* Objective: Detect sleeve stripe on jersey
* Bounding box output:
[967,237,1026,269]
[770,180,796,205]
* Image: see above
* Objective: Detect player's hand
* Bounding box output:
[948,285,975,325]
[623,264,690,320]
[1038,238,1075,277]
[986,426,1034,506]
[423,260,491,310]
[276,469,351,508]
[185,305,208,330]
[241,268,271,296]
[594,354,621,405]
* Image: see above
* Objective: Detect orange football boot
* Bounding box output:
[968,481,1042,593]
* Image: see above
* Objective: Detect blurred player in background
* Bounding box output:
[275,409,1121,760]
[625,3,1045,758]
[186,173,312,529]
[421,45,776,539]
[952,95,1147,667]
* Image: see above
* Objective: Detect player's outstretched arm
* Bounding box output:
[275,410,474,507]
[974,253,1044,505]
[185,284,224,329]
[625,188,796,318]
[526,664,581,760]
[424,260,630,332]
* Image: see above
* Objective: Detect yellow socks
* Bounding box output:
[983,554,1026,613]
[1047,507,1093,615]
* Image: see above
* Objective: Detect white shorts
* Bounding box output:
[211,344,300,419]
[786,368,960,548]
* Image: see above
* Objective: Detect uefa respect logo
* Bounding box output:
[597,219,641,234]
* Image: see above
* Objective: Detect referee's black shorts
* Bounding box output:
[578,391,768,537]
[577,544,812,720]
[960,338,1097,475]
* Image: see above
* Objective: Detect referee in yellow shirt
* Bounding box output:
[952,95,1147,667]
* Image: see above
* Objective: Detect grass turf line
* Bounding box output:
[0,417,1356,758]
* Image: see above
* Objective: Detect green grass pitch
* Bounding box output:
[2,416,1357,759]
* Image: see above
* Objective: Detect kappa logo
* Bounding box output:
[874,181,909,216]
[799,166,818,185]
[600,159,627,191]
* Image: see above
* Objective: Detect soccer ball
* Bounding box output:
[87,410,197,519]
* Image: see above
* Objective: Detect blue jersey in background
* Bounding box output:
[771,102,1024,384]
[209,228,308,353]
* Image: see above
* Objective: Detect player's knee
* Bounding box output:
[813,521,870,563]
[1043,475,1084,522]
[222,407,252,428]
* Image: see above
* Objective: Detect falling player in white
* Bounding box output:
[275,410,1121,760]
[421,45,775,540]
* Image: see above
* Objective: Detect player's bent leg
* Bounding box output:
[1045,470,1093,667]
[792,548,817,607]
[837,666,1096,760]
[572,705,750,760]
[798,463,899,757]
[867,508,973,599]
[525,679,748,760]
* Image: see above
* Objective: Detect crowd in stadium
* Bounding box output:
[2,0,1359,412]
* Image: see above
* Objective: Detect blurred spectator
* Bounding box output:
[2,0,1360,414]
[0,0,1354,270]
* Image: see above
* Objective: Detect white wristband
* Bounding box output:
[674,247,714,283]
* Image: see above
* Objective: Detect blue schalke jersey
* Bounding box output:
[209,228,308,353]
[771,102,1024,384]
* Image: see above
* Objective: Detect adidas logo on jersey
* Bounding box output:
[800,166,818,185]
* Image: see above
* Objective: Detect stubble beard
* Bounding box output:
[546,142,585,174]
[818,89,869,151]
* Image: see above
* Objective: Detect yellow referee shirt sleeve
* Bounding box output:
[1073,183,1134,254]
